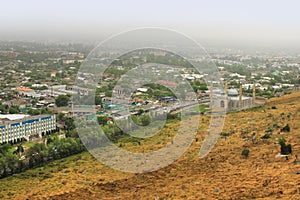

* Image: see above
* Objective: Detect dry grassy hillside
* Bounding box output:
[0,91,299,200]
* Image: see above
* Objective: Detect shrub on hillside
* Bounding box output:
[242,149,250,158]
[281,124,290,132]
[279,138,292,155]
[261,133,271,139]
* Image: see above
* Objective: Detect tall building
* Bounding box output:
[0,114,56,144]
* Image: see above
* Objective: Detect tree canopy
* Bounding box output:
[55,95,70,107]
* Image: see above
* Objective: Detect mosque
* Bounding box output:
[210,82,265,112]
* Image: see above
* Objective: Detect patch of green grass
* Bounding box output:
[245,106,263,112]
[7,147,16,154]
[192,105,209,113]
[22,142,35,148]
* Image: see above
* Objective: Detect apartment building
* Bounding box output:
[0,114,56,144]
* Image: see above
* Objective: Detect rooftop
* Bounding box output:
[0,114,29,121]
[228,89,239,96]
[0,114,54,125]
[16,87,33,92]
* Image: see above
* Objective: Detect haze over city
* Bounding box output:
[1,0,300,50]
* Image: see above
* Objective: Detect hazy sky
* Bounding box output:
[1,0,300,48]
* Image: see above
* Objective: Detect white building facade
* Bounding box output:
[0,115,56,144]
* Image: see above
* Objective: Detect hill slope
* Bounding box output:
[0,91,299,200]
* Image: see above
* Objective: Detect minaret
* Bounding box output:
[252,83,256,100]
[224,81,228,111]
[239,85,243,107]
[224,81,228,96]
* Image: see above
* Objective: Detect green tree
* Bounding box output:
[140,115,151,126]
[8,105,19,114]
[0,104,8,114]
[97,116,108,125]
[58,113,65,121]
[0,143,11,156]
[28,108,40,115]
[95,96,102,105]
[65,117,75,131]
[55,95,70,107]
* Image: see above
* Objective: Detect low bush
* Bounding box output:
[242,149,250,158]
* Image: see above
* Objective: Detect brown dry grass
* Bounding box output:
[0,91,299,200]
